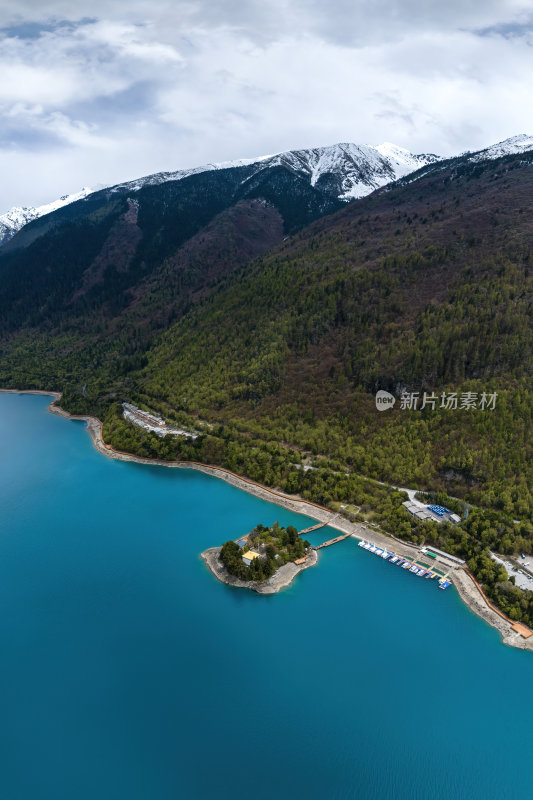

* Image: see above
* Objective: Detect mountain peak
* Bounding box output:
[0,186,96,246]
[468,134,533,162]
[227,141,442,200]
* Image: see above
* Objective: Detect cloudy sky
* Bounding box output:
[1,0,532,209]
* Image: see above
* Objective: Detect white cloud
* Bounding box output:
[0,1,532,209]
[3,0,533,43]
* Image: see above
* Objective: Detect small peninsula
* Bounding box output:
[201,521,317,594]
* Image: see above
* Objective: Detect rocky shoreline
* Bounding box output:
[1,388,532,650]
[200,547,319,594]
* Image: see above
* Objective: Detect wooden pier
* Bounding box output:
[299,514,339,536]
[314,532,351,550]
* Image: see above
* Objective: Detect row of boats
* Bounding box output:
[358,540,452,589]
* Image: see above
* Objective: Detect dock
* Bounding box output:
[357,539,453,589]
[511,622,533,639]
[314,532,352,550]
[298,515,338,536]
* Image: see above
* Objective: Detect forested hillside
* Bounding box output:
[0,162,343,344]
[1,146,533,625]
[126,148,533,516]
[1,147,532,514]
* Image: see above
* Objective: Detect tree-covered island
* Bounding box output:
[220,522,311,582]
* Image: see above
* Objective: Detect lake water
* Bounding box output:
[0,393,531,800]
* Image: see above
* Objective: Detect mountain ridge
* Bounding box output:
[2,133,532,247]
[110,141,440,201]
[0,140,438,246]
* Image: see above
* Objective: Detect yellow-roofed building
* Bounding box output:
[242,550,260,565]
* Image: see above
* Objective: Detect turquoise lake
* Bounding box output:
[0,393,532,799]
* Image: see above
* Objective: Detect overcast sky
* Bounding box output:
[0,0,532,209]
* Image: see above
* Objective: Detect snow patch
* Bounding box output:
[0,186,97,245]
[467,134,533,162]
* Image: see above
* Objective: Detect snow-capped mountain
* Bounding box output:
[113,142,440,201]
[2,134,533,247]
[466,134,533,163]
[252,142,440,200]
[0,143,438,246]
[0,187,96,246]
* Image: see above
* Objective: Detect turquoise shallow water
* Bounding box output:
[0,394,532,800]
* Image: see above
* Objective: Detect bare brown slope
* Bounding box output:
[71,199,143,303]
[124,198,284,329]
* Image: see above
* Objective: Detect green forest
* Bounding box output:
[220,522,311,582]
